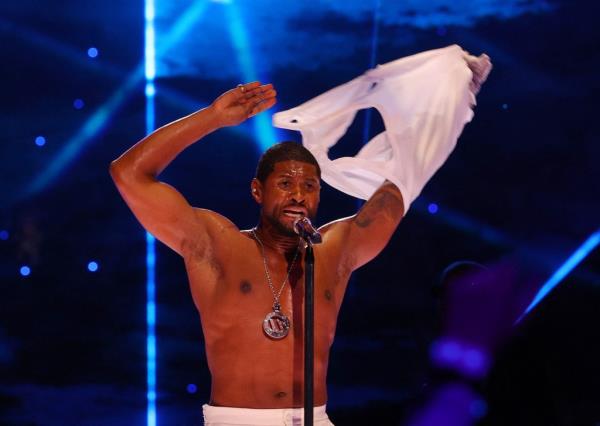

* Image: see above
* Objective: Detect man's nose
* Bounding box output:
[290,183,306,202]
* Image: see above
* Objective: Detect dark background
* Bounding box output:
[1,0,599,425]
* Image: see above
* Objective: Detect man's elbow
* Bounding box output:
[109,159,136,188]
[109,159,124,184]
[110,158,157,192]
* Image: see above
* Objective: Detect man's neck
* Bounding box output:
[254,219,302,255]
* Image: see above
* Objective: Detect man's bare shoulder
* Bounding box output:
[193,208,240,234]
[316,215,355,252]
[180,208,245,257]
[318,215,354,240]
[314,216,356,275]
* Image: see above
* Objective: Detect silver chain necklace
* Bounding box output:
[251,228,300,339]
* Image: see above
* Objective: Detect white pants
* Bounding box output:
[202,404,335,426]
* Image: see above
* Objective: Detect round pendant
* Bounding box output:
[263,310,290,339]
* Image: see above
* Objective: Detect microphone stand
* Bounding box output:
[294,217,321,426]
[303,239,315,426]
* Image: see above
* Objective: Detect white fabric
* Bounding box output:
[202,404,334,426]
[272,45,491,214]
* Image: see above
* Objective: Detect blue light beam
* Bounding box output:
[517,229,600,323]
[225,1,277,151]
[362,0,381,146]
[145,1,157,425]
[22,1,209,199]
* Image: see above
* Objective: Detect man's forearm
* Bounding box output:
[110,105,222,180]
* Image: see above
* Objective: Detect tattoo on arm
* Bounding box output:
[355,185,404,228]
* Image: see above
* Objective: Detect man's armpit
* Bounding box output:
[181,234,225,278]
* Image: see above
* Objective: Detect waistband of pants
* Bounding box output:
[202,404,329,424]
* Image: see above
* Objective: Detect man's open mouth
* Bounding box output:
[282,209,306,219]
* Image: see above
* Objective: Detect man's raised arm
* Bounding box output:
[321,180,405,271]
[109,82,276,255]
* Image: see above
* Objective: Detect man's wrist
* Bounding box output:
[184,104,227,137]
[201,104,226,130]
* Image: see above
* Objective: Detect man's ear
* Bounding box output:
[251,178,262,204]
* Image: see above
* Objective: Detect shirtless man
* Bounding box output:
[110,81,404,425]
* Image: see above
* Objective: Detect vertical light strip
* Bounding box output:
[145,231,157,426]
[361,0,381,146]
[517,229,600,323]
[144,0,157,425]
[357,0,381,211]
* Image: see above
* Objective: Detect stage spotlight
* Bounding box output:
[502,103,509,110]
[0,230,9,241]
[145,83,156,97]
[87,261,99,272]
[35,136,46,147]
[428,203,439,214]
[73,99,85,110]
[186,383,197,394]
[87,47,99,58]
[20,266,31,276]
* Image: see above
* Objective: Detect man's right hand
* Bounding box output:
[211,82,277,127]
[110,81,277,256]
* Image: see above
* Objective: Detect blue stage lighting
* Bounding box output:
[20,266,31,276]
[145,1,157,423]
[517,229,600,322]
[35,136,46,147]
[73,99,85,110]
[361,0,381,151]
[87,47,98,58]
[464,349,485,370]
[440,341,460,359]
[145,83,156,97]
[24,72,144,198]
[470,399,488,419]
[502,103,508,110]
[437,26,447,36]
[428,203,439,214]
[146,237,157,426]
[225,2,276,151]
[22,1,210,200]
[186,383,198,394]
[87,261,99,272]
[0,230,8,241]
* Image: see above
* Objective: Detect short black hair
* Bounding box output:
[255,141,321,183]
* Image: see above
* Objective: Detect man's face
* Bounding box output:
[254,160,321,235]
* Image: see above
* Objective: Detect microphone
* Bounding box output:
[293,217,322,244]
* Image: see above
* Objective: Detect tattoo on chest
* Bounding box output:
[324,289,333,301]
[240,280,252,294]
